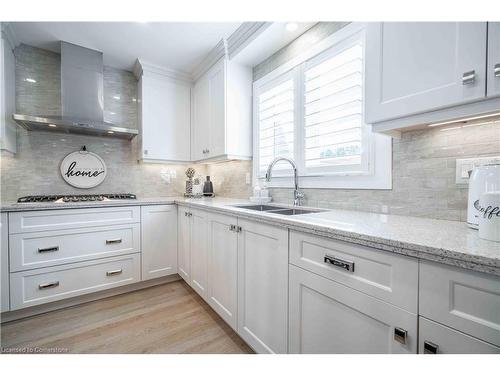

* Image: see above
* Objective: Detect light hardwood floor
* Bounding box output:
[0,281,253,354]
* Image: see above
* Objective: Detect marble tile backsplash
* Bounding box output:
[265,121,500,222]
[1,44,198,202]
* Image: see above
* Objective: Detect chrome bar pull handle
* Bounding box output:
[394,327,408,345]
[462,70,475,85]
[423,341,439,354]
[106,239,122,245]
[324,254,355,272]
[106,269,123,277]
[38,246,59,253]
[38,281,60,290]
[495,63,500,77]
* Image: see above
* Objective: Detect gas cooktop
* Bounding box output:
[17,193,137,203]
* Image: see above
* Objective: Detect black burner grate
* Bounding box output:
[17,193,137,203]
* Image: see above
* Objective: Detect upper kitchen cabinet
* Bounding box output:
[135,61,191,163]
[191,57,252,162]
[0,25,17,154]
[365,22,500,134]
[487,22,500,98]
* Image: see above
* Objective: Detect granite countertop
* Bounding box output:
[2,196,499,276]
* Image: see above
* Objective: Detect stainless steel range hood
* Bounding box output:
[13,42,138,140]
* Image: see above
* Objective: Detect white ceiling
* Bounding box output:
[9,22,242,72]
[232,22,316,67]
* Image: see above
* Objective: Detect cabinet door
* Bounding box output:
[177,206,191,283]
[365,22,487,123]
[487,22,500,98]
[192,75,209,161]
[237,219,288,353]
[1,212,9,312]
[289,265,417,354]
[207,59,226,158]
[190,209,208,300]
[140,74,191,161]
[141,205,177,280]
[207,212,238,329]
[419,317,500,354]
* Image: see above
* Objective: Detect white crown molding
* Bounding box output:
[133,58,193,83]
[1,22,20,50]
[226,22,271,58]
[191,22,271,81]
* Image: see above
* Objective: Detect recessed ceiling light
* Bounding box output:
[285,22,299,32]
[112,95,121,100]
[107,131,114,134]
[25,78,37,83]
[48,124,57,128]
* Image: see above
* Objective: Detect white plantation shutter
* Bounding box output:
[303,36,367,174]
[255,73,295,176]
[252,24,389,189]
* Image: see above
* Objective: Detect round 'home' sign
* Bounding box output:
[60,149,107,188]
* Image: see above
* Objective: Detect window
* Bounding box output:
[255,73,295,176]
[253,23,391,189]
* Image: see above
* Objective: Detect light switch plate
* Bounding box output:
[456,156,500,184]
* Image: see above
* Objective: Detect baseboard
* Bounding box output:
[0,274,181,323]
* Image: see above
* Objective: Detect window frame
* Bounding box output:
[252,22,392,190]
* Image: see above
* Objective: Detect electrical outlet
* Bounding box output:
[456,156,500,184]
[245,172,251,185]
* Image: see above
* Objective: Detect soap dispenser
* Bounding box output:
[203,176,214,197]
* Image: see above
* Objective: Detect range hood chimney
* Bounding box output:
[13,42,138,140]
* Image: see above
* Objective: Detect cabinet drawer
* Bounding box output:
[419,261,500,346]
[10,253,141,310]
[9,224,140,272]
[9,206,140,234]
[290,231,418,312]
[289,265,417,354]
[419,317,500,354]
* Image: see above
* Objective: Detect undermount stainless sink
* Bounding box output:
[232,204,326,216]
[232,204,287,211]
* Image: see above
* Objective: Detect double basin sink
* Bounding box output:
[232,204,326,216]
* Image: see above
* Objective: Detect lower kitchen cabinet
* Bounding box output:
[1,212,9,312]
[141,205,177,280]
[10,253,141,310]
[190,209,209,299]
[237,219,288,354]
[177,206,191,283]
[288,264,417,354]
[419,317,500,354]
[207,212,238,330]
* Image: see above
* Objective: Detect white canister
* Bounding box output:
[467,163,500,229]
[478,191,500,242]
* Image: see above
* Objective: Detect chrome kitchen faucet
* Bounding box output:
[265,157,305,206]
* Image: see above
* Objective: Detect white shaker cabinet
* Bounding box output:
[177,206,192,283]
[206,212,238,329]
[1,212,9,312]
[237,219,288,354]
[191,58,252,162]
[0,28,17,154]
[487,22,500,98]
[141,205,178,280]
[289,265,418,354]
[137,66,191,162]
[418,317,500,354]
[365,22,487,124]
[189,209,209,300]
